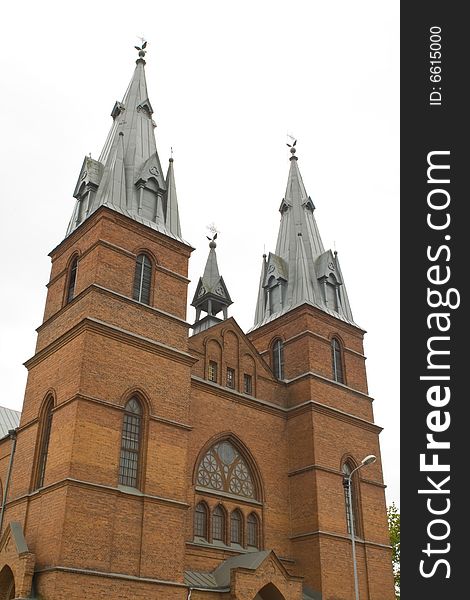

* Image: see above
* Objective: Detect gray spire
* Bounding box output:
[252,146,356,329]
[165,156,182,237]
[191,236,233,335]
[66,51,185,243]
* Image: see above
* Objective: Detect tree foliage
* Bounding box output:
[387,503,400,599]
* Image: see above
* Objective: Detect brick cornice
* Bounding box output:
[25,317,198,370]
[287,400,382,433]
[7,477,190,511]
[37,283,190,334]
[34,565,189,589]
[286,370,373,402]
[49,205,194,259]
[289,529,392,550]
[191,376,285,418]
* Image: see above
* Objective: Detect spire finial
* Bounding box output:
[169,146,174,162]
[206,223,219,248]
[134,38,148,62]
[286,134,298,160]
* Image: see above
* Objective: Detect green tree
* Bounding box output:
[387,503,400,599]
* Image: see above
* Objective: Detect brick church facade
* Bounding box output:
[0,48,395,600]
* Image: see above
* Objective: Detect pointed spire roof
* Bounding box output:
[165,156,182,237]
[252,145,356,330]
[65,47,186,244]
[191,235,233,334]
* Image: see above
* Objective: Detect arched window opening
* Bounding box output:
[194,502,208,540]
[247,512,259,548]
[272,339,284,380]
[119,397,142,488]
[212,505,225,543]
[230,509,243,545]
[332,338,344,383]
[326,274,339,311]
[342,462,359,535]
[0,565,15,600]
[35,397,54,490]
[196,440,258,500]
[133,253,152,305]
[66,256,78,304]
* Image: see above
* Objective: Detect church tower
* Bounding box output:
[0,48,196,599]
[247,145,393,599]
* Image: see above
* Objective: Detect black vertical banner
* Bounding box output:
[401,3,466,598]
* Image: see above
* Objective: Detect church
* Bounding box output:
[0,47,395,600]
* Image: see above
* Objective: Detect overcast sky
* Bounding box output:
[0,1,399,505]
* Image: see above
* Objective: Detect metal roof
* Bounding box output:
[0,406,21,439]
[66,53,186,245]
[253,148,357,330]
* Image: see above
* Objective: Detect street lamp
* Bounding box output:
[343,454,377,600]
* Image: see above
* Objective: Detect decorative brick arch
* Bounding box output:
[0,565,15,600]
[0,523,35,600]
[255,582,286,599]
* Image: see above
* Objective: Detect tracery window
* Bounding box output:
[194,502,208,540]
[133,253,152,304]
[196,440,256,499]
[119,397,142,488]
[212,505,226,542]
[230,509,243,544]
[66,256,78,304]
[247,512,259,548]
[332,337,344,383]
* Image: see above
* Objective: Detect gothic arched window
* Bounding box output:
[66,256,78,304]
[212,505,226,543]
[247,512,260,548]
[119,397,142,488]
[133,253,152,305]
[332,337,344,383]
[342,461,359,535]
[194,502,209,540]
[272,339,284,380]
[230,509,243,545]
[196,440,257,500]
[35,396,54,490]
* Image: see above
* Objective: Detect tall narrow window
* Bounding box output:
[208,361,218,383]
[247,513,259,548]
[35,397,54,489]
[332,338,344,383]
[272,339,284,379]
[66,256,78,304]
[119,397,142,488]
[226,367,235,389]
[230,509,243,545]
[194,502,208,540]
[342,462,357,535]
[243,374,252,395]
[133,254,152,305]
[212,505,225,543]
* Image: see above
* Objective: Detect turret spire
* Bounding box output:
[253,143,355,329]
[66,46,184,242]
[191,235,233,335]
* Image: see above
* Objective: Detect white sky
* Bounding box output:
[0,1,399,505]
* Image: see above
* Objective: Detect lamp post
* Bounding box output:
[343,454,376,600]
